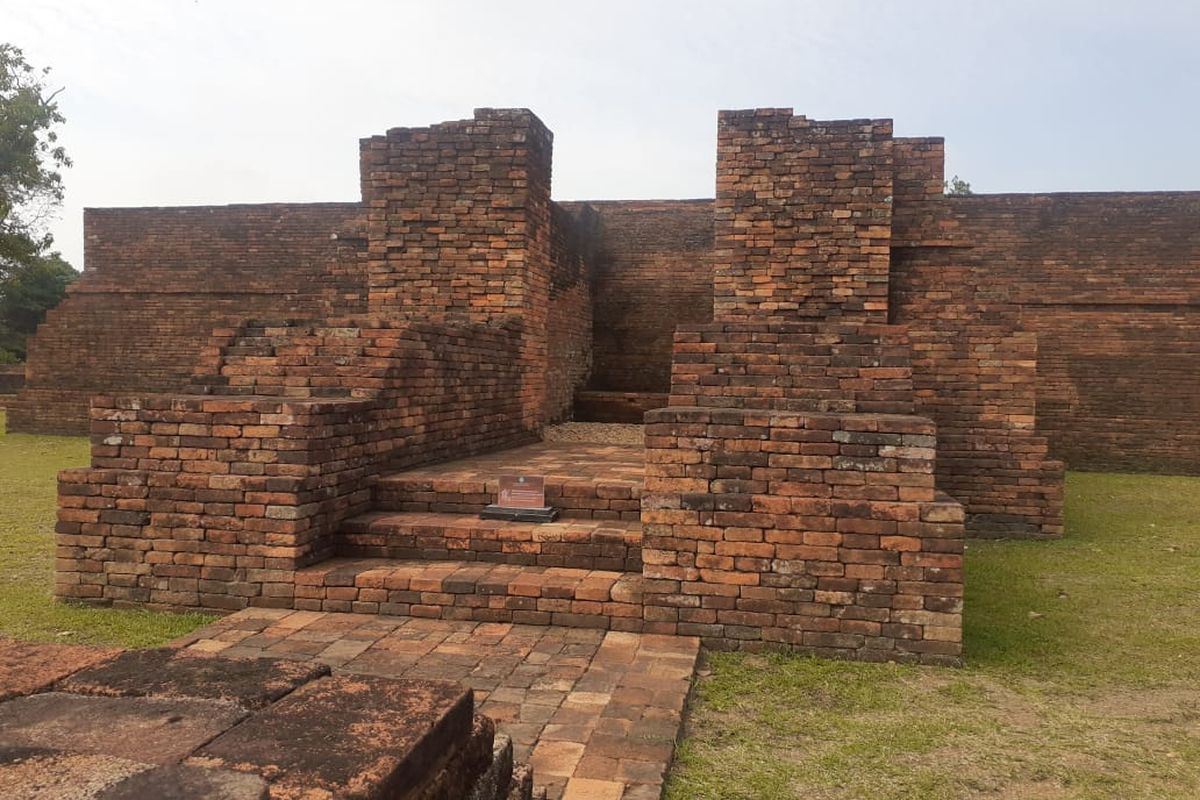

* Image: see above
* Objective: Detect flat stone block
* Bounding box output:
[0,746,149,799]
[98,764,269,800]
[193,674,474,798]
[0,639,121,701]
[58,648,329,709]
[0,693,247,765]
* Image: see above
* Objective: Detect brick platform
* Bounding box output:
[375,442,644,521]
[178,608,701,800]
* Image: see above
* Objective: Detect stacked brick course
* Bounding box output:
[641,407,963,664]
[669,323,914,414]
[713,110,894,322]
[361,109,555,430]
[55,320,533,611]
[8,203,365,434]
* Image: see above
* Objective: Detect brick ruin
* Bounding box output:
[21,107,1200,666]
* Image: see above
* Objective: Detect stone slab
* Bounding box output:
[58,648,329,709]
[98,764,269,800]
[0,692,247,765]
[0,639,121,701]
[0,746,149,800]
[193,674,474,798]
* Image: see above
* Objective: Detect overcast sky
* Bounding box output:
[4,0,1199,269]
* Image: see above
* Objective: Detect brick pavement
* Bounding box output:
[177,608,699,800]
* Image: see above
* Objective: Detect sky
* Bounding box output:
[4,0,1199,269]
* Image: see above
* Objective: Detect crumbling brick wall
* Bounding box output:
[360,108,556,431]
[55,321,532,611]
[7,203,366,434]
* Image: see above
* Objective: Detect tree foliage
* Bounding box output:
[944,174,973,196]
[0,43,76,361]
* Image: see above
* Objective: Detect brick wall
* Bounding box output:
[958,193,1200,474]
[7,203,365,434]
[546,203,597,422]
[641,406,963,665]
[669,323,914,414]
[56,320,534,611]
[361,108,554,430]
[571,200,714,393]
[713,109,894,323]
[908,328,1064,537]
[893,192,1200,474]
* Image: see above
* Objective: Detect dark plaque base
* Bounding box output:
[480,505,560,523]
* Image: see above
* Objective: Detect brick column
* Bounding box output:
[360,108,554,430]
[713,109,894,322]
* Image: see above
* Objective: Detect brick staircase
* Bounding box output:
[181,321,654,631]
[296,439,649,627]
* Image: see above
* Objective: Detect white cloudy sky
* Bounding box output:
[4,0,1199,269]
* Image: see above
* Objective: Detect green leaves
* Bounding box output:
[0,42,75,360]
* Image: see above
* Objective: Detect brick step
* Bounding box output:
[338,511,642,572]
[294,558,644,631]
[375,474,641,520]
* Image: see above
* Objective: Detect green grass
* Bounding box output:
[0,408,215,647]
[667,471,1200,800]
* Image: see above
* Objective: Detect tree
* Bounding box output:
[0,43,76,361]
[944,174,973,196]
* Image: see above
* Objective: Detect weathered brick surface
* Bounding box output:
[641,406,963,665]
[568,199,714,394]
[8,203,366,434]
[292,559,645,629]
[908,328,1064,536]
[546,203,597,423]
[714,109,894,323]
[338,512,642,572]
[669,323,914,414]
[55,319,534,611]
[361,108,556,431]
[893,192,1200,474]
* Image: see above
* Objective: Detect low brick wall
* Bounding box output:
[640,406,964,665]
[56,320,537,612]
[57,395,375,609]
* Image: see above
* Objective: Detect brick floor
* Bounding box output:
[177,609,699,800]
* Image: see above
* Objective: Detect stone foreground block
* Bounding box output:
[0,692,248,765]
[58,648,329,709]
[0,639,121,702]
[192,674,486,798]
[0,642,533,800]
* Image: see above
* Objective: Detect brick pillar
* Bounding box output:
[360,108,554,430]
[713,109,894,322]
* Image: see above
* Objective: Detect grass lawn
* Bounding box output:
[0,408,215,647]
[667,471,1200,799]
